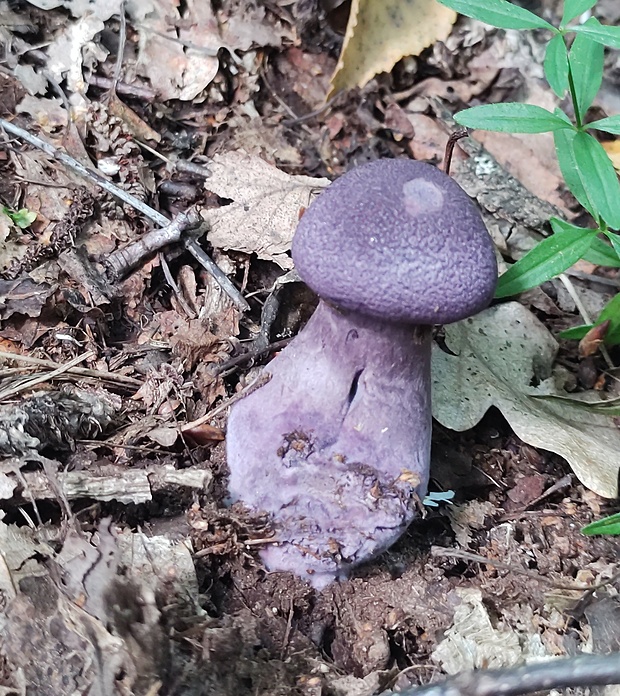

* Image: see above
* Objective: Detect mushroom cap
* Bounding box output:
[292,158,497,325]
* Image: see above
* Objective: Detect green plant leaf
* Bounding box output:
[598,292,620,321]
[550,219,620,268]
[568,26,604,118]
[588,115,620,135]
[572,17,620,49]
[604,231,620,260]
[596,294,620,344]
[495,225,597,297]
[582,512,620,536]
[2,206,37,229]
[572,131,620,230]
[558,324,592,340]
[549,217,589,235]
[583,294,620,345]
[435,0,555,30]
[554,127,597,218]
[559,293,620,345]
[583,237,620,267]
[561,0,597,26]
[544,34,569,97]
[454,103,574,133]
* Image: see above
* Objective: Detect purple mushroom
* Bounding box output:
[226,158,497,589]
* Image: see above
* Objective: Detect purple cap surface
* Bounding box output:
[292,158,497,325]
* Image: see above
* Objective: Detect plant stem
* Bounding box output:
[567,63,582,129]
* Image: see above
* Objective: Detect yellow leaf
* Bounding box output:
[329,0,457,97]
[602,140,620,172]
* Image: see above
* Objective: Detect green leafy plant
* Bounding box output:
[559,292,620,344]
[582,511,620,535]
[436,0,620,322]
[3,206,37,229]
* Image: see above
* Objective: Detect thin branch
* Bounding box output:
[394,653,620,696]
[282,94,339,126]
[109,0,127,99]
[0,118,249,312]
[430,547,601,591]
[183,236,249,311]
[103,208,202,280]
[0,350,142,388]
[213,337,291,375]
[0,351,95,401]
[159,251,197,319]
[180,373,271,433]
[87,75,156,100]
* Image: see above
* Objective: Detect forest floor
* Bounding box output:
[0,1,619,695]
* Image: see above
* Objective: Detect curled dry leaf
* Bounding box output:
[146,426,180,447]
[0,279,56,320]
[579,320,611,358]
[45,14,107,93]
[182,422,225,446]
[329,0,457,96]
[432,302,619,498]
[202,151,329,268]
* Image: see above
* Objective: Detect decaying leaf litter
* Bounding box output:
[0,0,619,693]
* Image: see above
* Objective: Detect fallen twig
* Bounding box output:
[0,351,95,401]
[392,652,620,696]
[214,337,291,374]
[0,118,249,311]
[87,74,157,100]
[431,546,604,591]
[0,349,142,388]
[103,208,202,280]
[180,373,271,433]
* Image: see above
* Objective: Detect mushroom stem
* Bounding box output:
[227,301,432,588]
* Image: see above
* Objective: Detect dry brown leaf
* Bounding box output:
[146,426,179,447]
[201,151,329,268]
[182,422,225,446]
[0,279,56,320]
[432,589,548,673]
[329,0,457,96]
[218,3,294,52]
[131,0,220,101]
[46,13,108,93]
[579,320,610,358]
[602,139,620,171]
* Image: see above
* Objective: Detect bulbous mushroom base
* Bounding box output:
[226,302,432,589]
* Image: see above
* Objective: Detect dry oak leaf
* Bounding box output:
[329,0,457,96]
[201,151,329,269]
[432,302,619,498]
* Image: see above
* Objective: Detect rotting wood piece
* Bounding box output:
[0,462,212,505]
